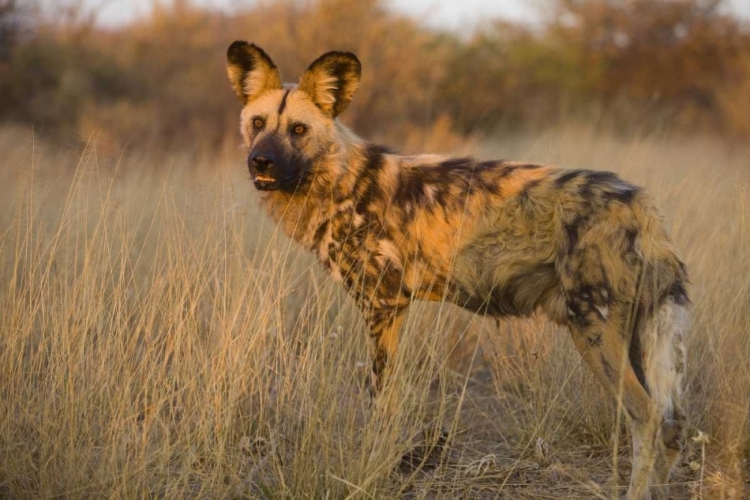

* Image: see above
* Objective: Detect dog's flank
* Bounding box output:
[226,42,689,500]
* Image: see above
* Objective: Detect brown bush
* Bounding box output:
[1,0,749,153]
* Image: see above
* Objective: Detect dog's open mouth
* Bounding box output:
[252,174,279,190]
[252,172,303,191]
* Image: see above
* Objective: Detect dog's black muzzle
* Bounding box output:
[248,152,281,190]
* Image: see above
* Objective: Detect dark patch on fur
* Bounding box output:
[656,260,691,308]
[568,303,592,329]
[369,347,388,397]
[428,157,502,196]
[304,51,361,116]
[495,163,518,178]
[584,170,621,185]
[564,216,587,253]
[374,260,404,294]
[661,419,684,451]
[312,220,329,247]
[629,306,650,393]
[581,170,640,204]
[436,157,475,171]
[372,349,387,376]
[624,228,638,251]
[366,302,408,335]
[555,169,639,205]
[227,42,278,75]
[555,169,586,188]
[394,169,429,213]
[362,144,392,168]
[277,89,290,115]
[284,153,314,192]
[518,178,543,202]
[601,354,616,382]
[226,42,278,103]
[455,290,495,317]
[396,157,507,215]
[328,59,356,115]
[566,298,591,328]
[603,184,639,204]
[588,333,603,347]
[354,144,389,216]
[668,278,690,305]
[668,262,690,305]
[478,160,505,171]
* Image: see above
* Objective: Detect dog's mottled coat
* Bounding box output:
[226,42,689,499]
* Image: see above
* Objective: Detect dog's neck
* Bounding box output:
[254,124,377,249]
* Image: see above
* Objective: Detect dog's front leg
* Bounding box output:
[361,302,408,398]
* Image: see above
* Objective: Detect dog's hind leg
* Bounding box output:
[565,304,658,499]
[563,284,689,500]
[636,299,689,498]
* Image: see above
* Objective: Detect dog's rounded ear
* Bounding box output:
[226,42,283,104]
[299,51,361,118]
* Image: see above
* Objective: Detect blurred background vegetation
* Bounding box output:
[1,0,750,153]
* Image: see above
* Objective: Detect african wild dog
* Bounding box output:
[226,42,689,499]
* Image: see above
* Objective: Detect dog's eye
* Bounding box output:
[292,124,307,136]
[253,118,264,129]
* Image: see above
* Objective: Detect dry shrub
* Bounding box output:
[3,0,750,156]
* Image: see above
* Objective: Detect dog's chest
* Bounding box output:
[307,205,369,284]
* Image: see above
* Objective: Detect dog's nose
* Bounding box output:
[250,154,274,173]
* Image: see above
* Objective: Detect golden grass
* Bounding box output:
[0,126,747,498]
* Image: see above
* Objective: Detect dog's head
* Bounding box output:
[226,42,361,192]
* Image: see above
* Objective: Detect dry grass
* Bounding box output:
[0,125,747,498]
